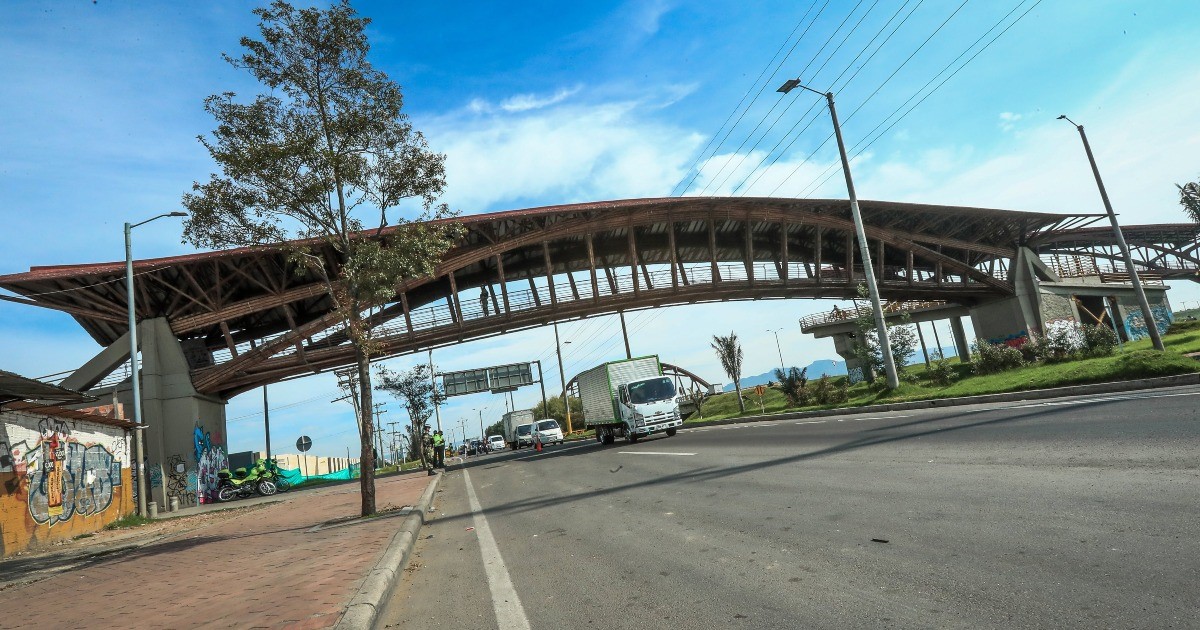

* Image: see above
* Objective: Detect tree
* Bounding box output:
[773,366,809,407]
[887,316,919,373]
[711,332,745,413]
[532,395,582,426]
[1179,176,1200,223]
[376,364,445,471]
[182,1,462,515]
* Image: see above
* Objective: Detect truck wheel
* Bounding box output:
[627,432,640,444]
[666,428,677,437]
[603,433,615,445]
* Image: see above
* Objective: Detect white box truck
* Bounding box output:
[502,409,536,450]
[577,355,681,444]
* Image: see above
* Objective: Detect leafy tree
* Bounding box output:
[711,332,746,413]
[1179,176,1200,222]
[531,395,582,428]
[887,316,919,373]
[377,364,445,471]
[181,1,461,515]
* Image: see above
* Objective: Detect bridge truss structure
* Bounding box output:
[6,196,1195,400]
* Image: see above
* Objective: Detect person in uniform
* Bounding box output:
[422,426,437,475]
[432,430,446,468]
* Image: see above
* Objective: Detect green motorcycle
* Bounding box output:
[216,460,277,502]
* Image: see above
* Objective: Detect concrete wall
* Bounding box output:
[0,407,133,558]
[267,453,358,477]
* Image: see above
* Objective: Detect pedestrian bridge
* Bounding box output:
[3,196,1195,399]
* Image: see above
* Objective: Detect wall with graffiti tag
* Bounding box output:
[0,408,134,557]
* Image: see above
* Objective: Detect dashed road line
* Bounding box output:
[618,451,697,456]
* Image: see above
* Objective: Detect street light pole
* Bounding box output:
[778,80,898,388]
[1059,115,1164,351]
[767,328,786,373]
[125,211,186,518]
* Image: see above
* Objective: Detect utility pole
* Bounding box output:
[1059,115,1164,351]
[387,421,400,465]
[373,403,387,468]
[618,311,632,359]
[263,385,272,460]
[777,79,898,388]
[428,349,443,433]
[553,323,573,432]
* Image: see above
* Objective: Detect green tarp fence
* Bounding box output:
[277,464,360,484]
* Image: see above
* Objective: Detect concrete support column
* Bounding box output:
[950,317,971,363]
[831,332,873,384]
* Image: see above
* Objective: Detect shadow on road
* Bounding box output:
[433,397,1145,526]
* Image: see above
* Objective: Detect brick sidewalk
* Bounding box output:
[0,471,435,629]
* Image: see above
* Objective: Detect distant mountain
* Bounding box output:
[720,347,962,391]
[722,359,847,391]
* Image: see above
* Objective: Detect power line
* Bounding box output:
[672,0,833,197]
[695,0,873,197]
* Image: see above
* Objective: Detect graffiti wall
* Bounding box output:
[0,408,133,557]
[193,423,227,505]
[1122,301,1173,341]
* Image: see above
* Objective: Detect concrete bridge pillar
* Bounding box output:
[950,317,971,363]
[831,332,873,384]
[66,318,228,509]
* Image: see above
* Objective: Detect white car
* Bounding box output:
[487,435,505,451]
[534,419,564,445]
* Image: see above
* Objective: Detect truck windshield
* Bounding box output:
[517,424,531,436]
[536,420,559,431]
[627,377,676,404]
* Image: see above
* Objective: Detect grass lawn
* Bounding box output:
[689,321,1200,424]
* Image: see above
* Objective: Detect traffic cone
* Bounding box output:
[535,438,543,453]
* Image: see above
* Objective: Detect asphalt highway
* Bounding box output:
[377,386,1200,629]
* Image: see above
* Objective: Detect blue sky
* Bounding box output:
[3,1,1199,457]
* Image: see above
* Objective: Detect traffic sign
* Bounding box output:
[296,435,312,452]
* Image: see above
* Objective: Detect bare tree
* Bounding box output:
[376,364,445,472]
[711,332,746,413]
[181,1,462,515]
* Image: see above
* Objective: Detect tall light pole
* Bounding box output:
[553,322,574,433]
[767,328,787,373]
[126,211,186,517]
[778,79,898,388]
[1058,115,1164,351]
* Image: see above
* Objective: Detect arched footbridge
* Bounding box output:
[3,197,1195,399]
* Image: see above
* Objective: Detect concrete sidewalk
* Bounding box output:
[0,470,439,629]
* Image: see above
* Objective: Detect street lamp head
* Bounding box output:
[776,78,801,94]
[168,212,187,217]
[1057,114,1080,127]
[1056,115,1066,120]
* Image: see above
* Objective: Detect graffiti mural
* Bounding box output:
[1124,303,1173,341]
[165,454,195,508]
[193,424,227,504]
[20,440,122,526]
[987,329,1029,348]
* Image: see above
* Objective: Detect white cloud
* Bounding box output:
[500,85,582,113]
[998,111,1023,132]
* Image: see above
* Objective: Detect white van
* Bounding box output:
[487,435,505,451]
[534,419,564,445]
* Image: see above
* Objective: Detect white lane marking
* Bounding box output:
[837,415,912,422]
[617,451,697,456]
[463,469,532,630]
[795,420,826,425]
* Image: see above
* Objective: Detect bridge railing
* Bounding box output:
[798,300,950,330]
[209,258,1003,364]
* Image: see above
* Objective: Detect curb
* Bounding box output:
[334,471,443,630]
[684,372,1200,428]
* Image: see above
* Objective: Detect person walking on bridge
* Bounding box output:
[432,430,446,468]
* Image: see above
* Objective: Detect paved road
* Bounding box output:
[378,387,1200,629]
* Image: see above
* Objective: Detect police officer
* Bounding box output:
[422,426,436,475]
[432,430,446,468]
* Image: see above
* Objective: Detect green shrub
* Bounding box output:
[811,374,848,404]
[972,340,1024,374]
[1081,323,1119,357]
[927,353,956,386]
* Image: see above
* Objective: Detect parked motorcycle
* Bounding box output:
[260,458,292,493]
[216,460,277,502]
